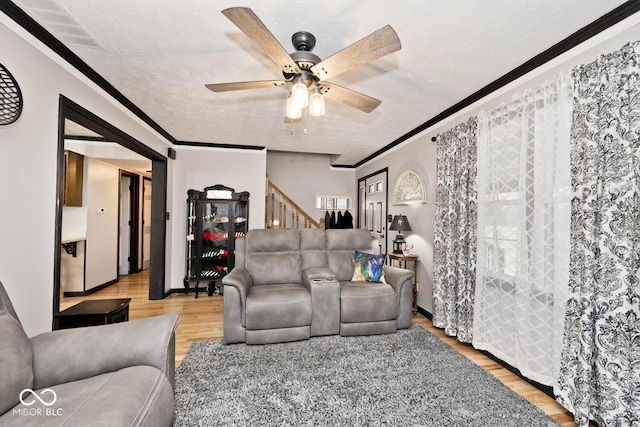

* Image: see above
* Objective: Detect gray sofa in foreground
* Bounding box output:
[222,228,414,344]
[0,281,179,427]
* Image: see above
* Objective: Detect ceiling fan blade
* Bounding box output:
[222,7,301,75]
[311,25,401,81]
[205,80,286,92]
[319,82,382,113]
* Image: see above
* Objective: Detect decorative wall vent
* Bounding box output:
[0,63,23,125]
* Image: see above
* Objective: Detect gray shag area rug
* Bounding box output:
[174,325,560,426]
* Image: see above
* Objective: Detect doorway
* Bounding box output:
[54,96,168,320]
[357,168,389,254]
[141,177,152,271]
[119,171,140,276]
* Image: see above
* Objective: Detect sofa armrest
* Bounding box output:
[384,265,414,328]
[302,267,336,290]
[222,268,253,343]
[30,313,179,390]
[383,265,414,293]
[222,267,253,307]
[303,268,340,336]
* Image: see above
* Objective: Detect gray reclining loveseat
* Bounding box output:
[0,281,178,426]
[222,228,414,344]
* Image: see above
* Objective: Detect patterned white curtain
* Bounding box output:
[433,117,477,343]
[473,75,573,386]
[555,41,640,427]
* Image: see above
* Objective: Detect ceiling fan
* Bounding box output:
[205,7,401,122]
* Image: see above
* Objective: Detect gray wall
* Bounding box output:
[267,152,356,223]
[356,20,640,315]
[357,136,437,312]
[170,146,267,289]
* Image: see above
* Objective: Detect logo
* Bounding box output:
[13,389,62,418]
[19,389,57,407]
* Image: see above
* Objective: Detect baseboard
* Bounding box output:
[416,306,432,320]
[63,291,87,297]
[477,349,555,399]
[418,307,555,400]
[170,286,216,295]
[63,278,119,297]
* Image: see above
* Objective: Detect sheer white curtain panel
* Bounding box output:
[473,75,573,386]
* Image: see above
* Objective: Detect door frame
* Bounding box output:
[54,96,168,321]
[357,167,389,254]
[119,170,140,275]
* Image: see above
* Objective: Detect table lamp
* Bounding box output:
[389,214,412,254]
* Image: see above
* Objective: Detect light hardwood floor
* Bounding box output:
[61,271,577,426]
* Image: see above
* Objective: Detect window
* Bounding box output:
[473,77,572,386]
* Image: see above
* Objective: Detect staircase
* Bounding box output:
[265,176,324,229]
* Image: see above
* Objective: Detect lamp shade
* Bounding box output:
[286,96,302,119]
[308,88,325,116]
[389,214,411,232]
[291,77,309,109]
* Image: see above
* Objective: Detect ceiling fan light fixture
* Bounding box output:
[209,8,402,122]
[309,87,325,116]
[286,95,302,119]
[291,76,309,109]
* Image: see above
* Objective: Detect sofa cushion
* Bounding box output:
[246,284,312,330]
[245,229,302,285]
[0,365,174,426]
[351,251,387,283]
[300,228,328,270]
[326,229,377,281]
[340,282,398,323]
[0,311,33,415]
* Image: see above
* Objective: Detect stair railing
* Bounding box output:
[265,177,324,229]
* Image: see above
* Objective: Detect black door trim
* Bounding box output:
[119,170,140,275]
[54,95,168,326]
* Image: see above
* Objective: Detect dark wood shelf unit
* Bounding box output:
[184,185,250,298]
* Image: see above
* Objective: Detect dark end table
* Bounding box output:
[54,298,131,329]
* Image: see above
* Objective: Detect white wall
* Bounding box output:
[84,159,120,290]
[356,17,640,315]
[267,152,356,221]
[62,206,87,235]
[169,146,267,289]
[0,17,173,336]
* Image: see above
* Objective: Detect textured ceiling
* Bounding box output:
[64,120,152,174]
[12,0,630,165]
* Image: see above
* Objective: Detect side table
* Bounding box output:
[54,298,131,329]
[388,252,419,314]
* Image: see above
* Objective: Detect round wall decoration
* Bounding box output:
[393,169,427,205]
[0,63,23,126]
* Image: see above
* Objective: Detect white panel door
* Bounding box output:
[142,178,152,270]
[119,176,131,275]
[358,170,388,254]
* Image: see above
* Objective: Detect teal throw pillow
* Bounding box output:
[351,251,386,283]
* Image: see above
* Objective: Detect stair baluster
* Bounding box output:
[265,176,324,229]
